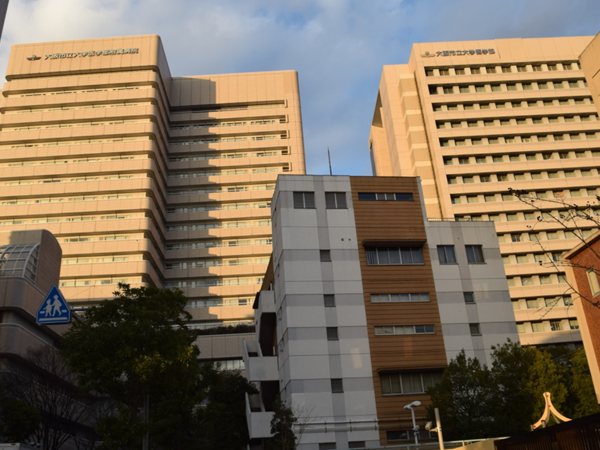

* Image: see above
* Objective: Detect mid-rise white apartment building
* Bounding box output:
[245,175,517,449]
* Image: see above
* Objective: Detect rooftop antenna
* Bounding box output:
[327,147,333,176]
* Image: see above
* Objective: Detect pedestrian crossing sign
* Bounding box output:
[36,285,71,325]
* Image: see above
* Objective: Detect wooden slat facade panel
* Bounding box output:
[350,176,447,445]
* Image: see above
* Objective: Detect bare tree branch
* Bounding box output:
[2,346,97,450]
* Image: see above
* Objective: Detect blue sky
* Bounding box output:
[1,0,599,175]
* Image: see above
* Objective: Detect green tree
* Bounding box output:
[429,341,576,440]
[487,339,535,436]
[560,348,600,418]
[0,396,41,443]
[489,340,568,435]
[267,396,297,450]
[61,284,203,450]
[427,351,493,440]
[196,365,258,450]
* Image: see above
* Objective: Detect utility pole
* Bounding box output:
[434,408,445,450]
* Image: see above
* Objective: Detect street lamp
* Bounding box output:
[425,408,445,450]
[403,400,421,445]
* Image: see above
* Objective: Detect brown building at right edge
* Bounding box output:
[563,234,600,403]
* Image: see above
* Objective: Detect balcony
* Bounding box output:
[254,290,276,356]
[243,340,278,382]
[245,392,274,439]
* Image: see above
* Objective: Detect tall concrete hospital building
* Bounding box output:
[370,36,600,347]
[0,35,305,331]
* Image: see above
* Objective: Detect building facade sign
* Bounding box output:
[39,48,139,60]
[421,49,496,58]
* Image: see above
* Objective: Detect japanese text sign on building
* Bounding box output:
[421,49,496,58]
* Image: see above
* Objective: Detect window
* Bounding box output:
[380,371,442,395]
[365,246,424,265]
[324,294,336,307]
[550,321,562,331]
[348,442,366,449]
[331,379,344,393]
[358,192,413,201]
[532,322,545,332]
[526,299,538,309]
[469,323,481,336]
[325,192,347,209]
[326,327,339,341]
[293,192,315,209]
[320,250,331,262]
[464,292,475,304]
[437,245,457,264]
[587,269,600,296]
[319,444,336,450]
[374,325,435,335]
[371,293,430,303]
[569,319,579,330]
[466,245,484,264]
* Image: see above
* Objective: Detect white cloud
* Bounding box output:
[0,0,598,175]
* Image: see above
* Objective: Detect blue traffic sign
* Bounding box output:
[36,285,71,325]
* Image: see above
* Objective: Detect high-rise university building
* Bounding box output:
[369,36,600,347]
[0,35,305,331]
[581,32,600,108]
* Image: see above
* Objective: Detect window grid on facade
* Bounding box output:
[374,325,435,335]
[357,192,414,201]
[469,323,481,335]
[324,294,336,307]
[331,379,344,393]
[320,250,331,262]
[464,292,475,304]
[466,245,485,264]
[371,293,430,303]
[326,327,339,341]
[293,191,315,209]
[325,192,347,209]
[380,371,442,395]
[586,268,600,296]
[365,246,424,265]
[437,245,457,264]
[319,444,336,450]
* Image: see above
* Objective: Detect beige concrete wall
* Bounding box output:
[0,36,306,337]
[370,36,599,347]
